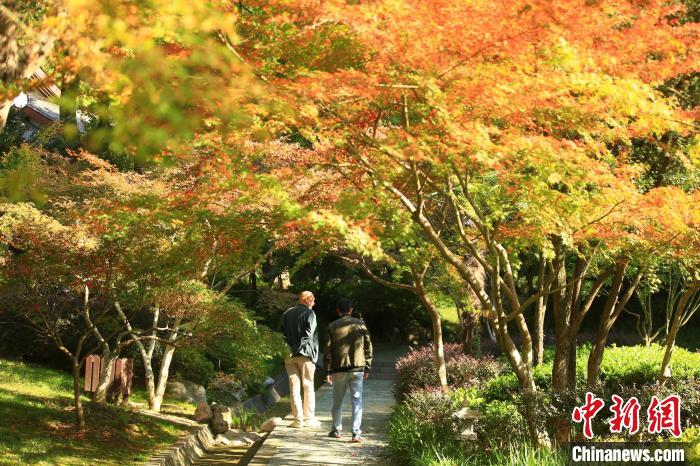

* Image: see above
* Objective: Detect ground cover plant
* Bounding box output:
[0,359,188,466]
[388,343,700,465]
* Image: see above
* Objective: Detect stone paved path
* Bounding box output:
[248,345,404,466]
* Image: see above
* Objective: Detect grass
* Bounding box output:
[432,294,460,324]
[129,390,196,419]
[252,395,290,428]
[0,358,190,465]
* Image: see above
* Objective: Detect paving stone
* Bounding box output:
[250,345,404,466]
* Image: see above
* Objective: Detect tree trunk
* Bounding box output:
[53,333,87,431]
[462,311,477,355]
[567,337,577,391]
[659,283,699,386]
[136,356,158,411]
[115,302,162,411]
[491,314,543,445]
[93,350,117,405]
[551,336,572,444]
[550,245,572,444]
[152,318,181,412]
[414,279,448,392]
[549,245,595,445]
[533,298,546,365]
[0,100,11,132]
[152,348,173,412]
[72,357,86,431]
[429,310,448,392]
[534,256,547,366]
[587,264,641,387]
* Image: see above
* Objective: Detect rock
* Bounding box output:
[183,380,207,403]
[241,431,263,443]
[126,423,142,434]
[259,417,283,432]
[165,379,207,404]
[165,380,187,401]
[273,372,290,397]
[262,376,276,389]
[209,403,232,434]
[217,429,261,446]
[211,418,229,435]
[242,395,267,413]
[194,401,212,424]
[211,403,232,421]
[233,388,246,402]
[213,434,232,446]
[263,386,281,406]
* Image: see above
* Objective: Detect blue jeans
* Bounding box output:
[331,371,363,435]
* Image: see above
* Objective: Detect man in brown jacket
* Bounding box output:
[324,298,373,442]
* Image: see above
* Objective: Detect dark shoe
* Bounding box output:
[351,434,362,443]
[328,429,341,439]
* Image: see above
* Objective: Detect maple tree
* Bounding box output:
[334,234,453,392]
[1,0,698,445]
[0,0,262,163]
[239,0,699,444]
[0,138,296,423]
[0,0,301,426]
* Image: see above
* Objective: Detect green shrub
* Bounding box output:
[172,347,216,386]
[391,344,700,464]
[207,373,245,406]
[482,344,700,402]
[595,344,700,386]
[404,389,461,435]
[199,298,289,390]
[476,344,700,445]
[605,379,700,434]
[450,386,484,408]
[387,388,474,465]
[475,400,528,451]
[679,427,700,464]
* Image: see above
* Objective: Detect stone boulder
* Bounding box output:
[259,417,283,432]
[194,401,212,424]
[165,379,207,404]
[209,403,232,434]
[242,395,267,413]
[262,386,281,406]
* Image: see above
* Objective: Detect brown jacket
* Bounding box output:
[324,315,373,374]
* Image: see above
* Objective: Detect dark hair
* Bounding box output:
[337,298,353,314]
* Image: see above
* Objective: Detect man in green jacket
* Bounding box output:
[280,291,321,428]
[325,298,373,442]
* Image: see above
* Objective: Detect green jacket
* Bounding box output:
[324,315,373,374]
